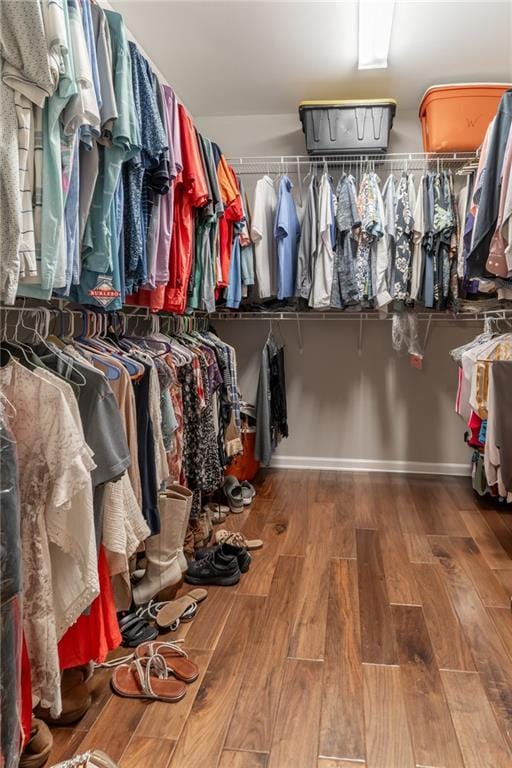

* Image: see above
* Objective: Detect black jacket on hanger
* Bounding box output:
[467,89,512,278]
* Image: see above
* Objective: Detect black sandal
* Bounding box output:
[118,612,158,648]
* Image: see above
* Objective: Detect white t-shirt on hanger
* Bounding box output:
[251,175,278,299]
[310,173,335,309]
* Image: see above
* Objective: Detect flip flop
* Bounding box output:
[111,655,187,703]
[135,640,199,683]
[118,613,158,647]
[155,588,208,631]
[214,529,263,550]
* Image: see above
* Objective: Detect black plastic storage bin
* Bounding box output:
[299,99,397,155]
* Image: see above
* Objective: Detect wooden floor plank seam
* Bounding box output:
[388,600,423,607]
[220,749,270,755]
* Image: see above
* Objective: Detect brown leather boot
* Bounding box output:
[184,519,202,559]
[20,718,53,768]
[34,668,91,726]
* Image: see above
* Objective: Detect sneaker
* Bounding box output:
[195,544,251,573]
[185,543,242,586]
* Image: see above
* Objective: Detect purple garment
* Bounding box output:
[202,346,223,393]
[154,85,183,285]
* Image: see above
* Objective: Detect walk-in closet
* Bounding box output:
[1,1,512,767]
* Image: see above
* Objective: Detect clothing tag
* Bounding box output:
[409,354,423,370]
[88,275,121,308]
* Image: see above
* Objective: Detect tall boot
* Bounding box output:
[132,494,184,605]
[166,483,193,572]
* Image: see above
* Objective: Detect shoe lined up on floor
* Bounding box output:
[26,480,260,768]
[223,475,245,512]
[131,477,258,605]
[34,668,92,726]
[111,652,187,703]
[214,529,263,550]
[108,639,200,703]
[20,719,53,768]
[203,501,229,524]
[132,483,193,606]
[50,751,119,767]
[195,542,252,574]
[185,542,251,586]
[240,480,256,506]
[134,640,199,683]
[118,587,209,646]
[150,588,208,630]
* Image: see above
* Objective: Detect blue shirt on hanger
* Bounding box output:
[274,175,300,300]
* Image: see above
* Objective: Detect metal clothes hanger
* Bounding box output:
[15,307,88,386]
[7,310,35,366]
[0,389,17,419]
[0,309,28,367]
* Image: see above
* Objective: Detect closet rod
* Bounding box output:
[209,311,492,322]
[3,305,511,322]
[226,152,477,166]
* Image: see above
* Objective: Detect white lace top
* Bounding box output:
[0,360,97,716]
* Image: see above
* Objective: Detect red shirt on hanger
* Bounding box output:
[216,156,243,288]
[163,105,208,314]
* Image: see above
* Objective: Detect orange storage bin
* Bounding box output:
[227,427,260,482]
[419,83,511,153]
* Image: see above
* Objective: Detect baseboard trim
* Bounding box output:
[269,455,471,476]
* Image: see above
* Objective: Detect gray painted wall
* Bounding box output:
[196,109,424,158]
[195,110,479,472]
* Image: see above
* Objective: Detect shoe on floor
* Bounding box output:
[185,518,209,555]
[203,502,229,524]
[223,475,245,513]
[195,543,251,573]
[20,718,53,768]
[240,480,256,506]
[34,668,92,726]
[198,509,213,545]
[50,750,119,767]
[185,543,242,586]
[215,529,263,550]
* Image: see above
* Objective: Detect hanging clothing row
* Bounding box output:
[246,167,460,313]
[255,327,288,466]
[451,318,512,500]
[0,0,250,316]
[460,88,512,298]
[0,307,241,749]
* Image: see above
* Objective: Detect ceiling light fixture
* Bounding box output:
[358,0,395,70]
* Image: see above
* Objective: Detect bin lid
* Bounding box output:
[299,98,397,109]
[419,83,512,115]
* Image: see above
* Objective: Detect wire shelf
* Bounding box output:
[226,152,477,172]
[4,303,512,323]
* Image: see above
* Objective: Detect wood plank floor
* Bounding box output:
[47,470,512,768]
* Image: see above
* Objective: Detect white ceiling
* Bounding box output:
[111,1,512,116]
